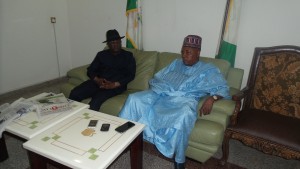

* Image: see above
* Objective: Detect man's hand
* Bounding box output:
[199,96,215,116]
[94,77,119,89]
[94,77,104,87]
[99,79,120,89]
[100,79,114,89]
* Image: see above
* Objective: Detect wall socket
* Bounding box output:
[50,17,56,23]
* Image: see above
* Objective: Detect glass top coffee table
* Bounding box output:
[23,108,145,169]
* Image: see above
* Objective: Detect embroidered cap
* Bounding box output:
[182,35,202,50]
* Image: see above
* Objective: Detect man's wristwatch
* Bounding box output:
[212,95,218,101]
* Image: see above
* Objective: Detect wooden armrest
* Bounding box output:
[230,86,250,125]
[232,86,250,101]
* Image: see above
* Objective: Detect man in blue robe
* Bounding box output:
[119,35,230,169]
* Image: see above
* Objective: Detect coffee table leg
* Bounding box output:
[0,134,9,162]
[130,133,143,169]
[27,151,47,169]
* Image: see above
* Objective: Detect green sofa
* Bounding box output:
[60,48,244,162]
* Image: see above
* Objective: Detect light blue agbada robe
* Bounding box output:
[119,59,230,163]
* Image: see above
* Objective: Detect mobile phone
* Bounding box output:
[100,123,110,131]
[88,120,98,128]
[115,121,135,133]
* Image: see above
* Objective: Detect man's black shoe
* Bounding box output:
[174,162,185,169]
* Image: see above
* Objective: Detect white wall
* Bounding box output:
[142,0,226,56]
[1,0,300,94]
[66,0,128,68]
[0,0,71,94]
[66,0,226,67]
[236,0,300,87]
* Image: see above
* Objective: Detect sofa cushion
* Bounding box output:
[229,109,300,152]
[127,50,158,90]
[100,94,129,116]
[100,89,140,116]
[185,142,218,162]
[199,57,230,78]
[155,52,181,73]
[189,119,224,146]
[67,65,89,82]
[60,83,75,98]
[122,47,137,55]
[197,96,236,116]
[227,68,244,90]
[68,78,84,87]
[198,109,230,129]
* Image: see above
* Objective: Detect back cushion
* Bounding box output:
[127,50,158,90]
[251,52,300,119]
[199,57,230,77]
[155,52,181,73]
[67,64,89,82]
[122,47,137,56]
[101,47,158,90]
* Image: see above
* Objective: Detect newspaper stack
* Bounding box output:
[0,98,35,138]
[35,93,72,118]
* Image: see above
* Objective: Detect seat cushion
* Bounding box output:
[227,109,300,152]
[99,89,141,116]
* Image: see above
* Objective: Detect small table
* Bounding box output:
[23,108,145,169]
[0,93,89,161]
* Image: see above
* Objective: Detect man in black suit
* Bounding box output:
[69,29,136,111]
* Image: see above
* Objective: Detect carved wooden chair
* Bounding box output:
[221,45,300,164]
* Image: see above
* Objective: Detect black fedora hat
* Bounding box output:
[102,29,125,43]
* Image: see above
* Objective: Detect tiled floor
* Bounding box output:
[143,141,245,169]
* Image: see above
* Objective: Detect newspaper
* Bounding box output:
[34,93,72,118]
[0,98,35,138]
[0,93,72,138]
